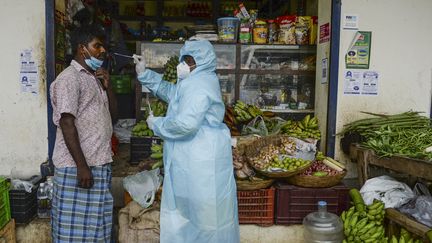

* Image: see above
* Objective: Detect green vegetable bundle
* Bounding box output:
[342,111,432,160]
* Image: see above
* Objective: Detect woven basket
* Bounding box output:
[286,170,347,188]
[244,135,312,178]
[236,177,275,190]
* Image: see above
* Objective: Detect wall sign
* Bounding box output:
[319,23,330,44]
[343,70,379,95]
[345,31,372,69]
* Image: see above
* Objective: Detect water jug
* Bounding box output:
[303,201,344,243]
[37,182,50,218]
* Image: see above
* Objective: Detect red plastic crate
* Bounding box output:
[237,187,275,226]
[275,182,349,225]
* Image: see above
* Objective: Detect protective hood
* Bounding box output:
[179,40,217,73]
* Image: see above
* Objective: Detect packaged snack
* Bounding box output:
[267,19,279,44]
[249,9,258,24]
[239,20,252,43]
[253,20,268,44]
[277,16,296,44]
[234,9,244,20]
[295,16,311,45]
[239,3,250,19]
[309,16,318,45]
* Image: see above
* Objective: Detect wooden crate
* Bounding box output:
[0,219,16,243]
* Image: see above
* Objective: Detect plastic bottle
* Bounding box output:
[303,201,344,243]
[37,183,50,218]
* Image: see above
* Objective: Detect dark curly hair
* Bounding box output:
[70,24,106,55]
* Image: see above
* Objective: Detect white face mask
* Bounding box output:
[177,61,191,80]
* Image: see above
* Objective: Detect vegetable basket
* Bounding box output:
[236,177,275,190]
[286,170,347,188]
[243,135,313,179]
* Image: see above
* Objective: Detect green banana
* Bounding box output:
[358,221,376,235]
[341,211,347,222]
[151,152,163,159]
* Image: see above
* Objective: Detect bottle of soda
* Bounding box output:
[37,182,50,218]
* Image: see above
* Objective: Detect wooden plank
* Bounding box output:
[350,146,432,182]
[0,219,16,243]
[386,208,431,242]
[355,147,432,181]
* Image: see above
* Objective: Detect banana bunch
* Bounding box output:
[281,115,321,139]
[390,228,422,243]
[224,106,241,136]
[162,56,179,83]
[149,100,167,117]
[234,101,263,123]
[341,199,387,243]
[132,120,154,137]
[150,143,163,169]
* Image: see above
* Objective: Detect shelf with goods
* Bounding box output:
[133,41,317,119]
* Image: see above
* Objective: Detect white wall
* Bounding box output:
[335,0,432,177]
[0,0,47,178]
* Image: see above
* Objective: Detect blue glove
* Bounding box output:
[146,115,158,130]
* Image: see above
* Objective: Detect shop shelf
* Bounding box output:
[237,187,275,226]
[274,182,349,225]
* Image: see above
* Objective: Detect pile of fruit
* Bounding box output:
[233,100,263,123]
[281,114,321,139]
[162,56,179,83]
[267,156,309,172]
[341,189,387,243]
[132,120,154,137]
[249,137,310,172]
[150,143,163,169]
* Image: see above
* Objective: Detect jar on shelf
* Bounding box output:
[239,20,252,44]
[253,20,268,44]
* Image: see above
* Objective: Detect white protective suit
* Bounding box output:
[137,40,240,243]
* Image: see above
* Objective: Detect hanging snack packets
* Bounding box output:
[309,16,318,45]
[295,16,311,45]
[239,3,250,19]
[277,16,296,44]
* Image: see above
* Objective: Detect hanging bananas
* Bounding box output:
[162,56,179,83]
[150,143,163,169]
[132,120,154,137]
[233,100,263,123]
[281,114,321,139]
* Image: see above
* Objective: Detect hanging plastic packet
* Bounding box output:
[238,3,250,19]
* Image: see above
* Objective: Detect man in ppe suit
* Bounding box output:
[134,40,240,243]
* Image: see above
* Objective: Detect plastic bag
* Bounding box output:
[114,119,136,143]
[399,196,432,227]
[241,116,286,136]
[123,169,162,208]
[359,175,415,208]
[290,137,317,161]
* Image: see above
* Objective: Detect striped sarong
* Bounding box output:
[51,164,113,243]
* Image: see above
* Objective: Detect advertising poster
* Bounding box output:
[343,70,379,95]
[19,49,39,95]
[345,31,372,69]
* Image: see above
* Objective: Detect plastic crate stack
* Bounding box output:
[237,187,275,226]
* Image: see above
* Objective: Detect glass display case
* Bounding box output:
[135,42,316,119]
